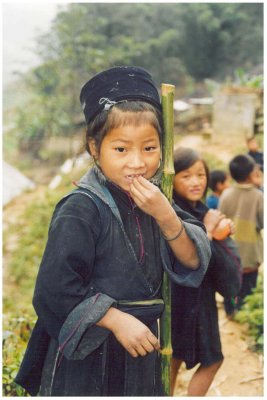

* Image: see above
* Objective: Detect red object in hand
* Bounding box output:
[212,218,231,240]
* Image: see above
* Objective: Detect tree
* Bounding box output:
[12,2,263,157]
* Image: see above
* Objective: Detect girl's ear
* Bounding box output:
[88,138,98,158]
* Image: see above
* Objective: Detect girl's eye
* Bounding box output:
[144,146,156,151]
[115,147,126,153]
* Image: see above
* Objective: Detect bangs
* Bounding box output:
[108,107,161,133]
[85,100,163,154]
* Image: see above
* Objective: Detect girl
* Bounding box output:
[170,147,239,396]
[15,67,210,396]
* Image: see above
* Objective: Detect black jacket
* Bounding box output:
[15,167,211,395]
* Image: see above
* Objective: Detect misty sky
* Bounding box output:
[2,2,61,85]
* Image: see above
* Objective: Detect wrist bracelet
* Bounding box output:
[162,219,185,241]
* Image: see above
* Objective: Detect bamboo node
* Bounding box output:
[160,348,173,356]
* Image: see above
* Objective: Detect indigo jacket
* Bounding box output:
[15,167,211,396]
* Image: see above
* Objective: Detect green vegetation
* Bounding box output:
[235,274,264,352]
[3,176,80,396]
[4,3,263,161]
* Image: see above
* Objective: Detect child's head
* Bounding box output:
[80,66,163,191]
[246,136,259,152]
[229,154,256,183]
[173,147,209,204]
[208,170,230,195]
[250,163,263,188]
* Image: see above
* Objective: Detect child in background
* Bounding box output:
[246,136,263,172]
[219,154,263,316]
[251,163,264,192]
[15,67,210,396]
[206,170,230,209]
[170,147,238,397]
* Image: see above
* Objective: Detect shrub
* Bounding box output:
[235,273,263,352]
[2,312,36,396]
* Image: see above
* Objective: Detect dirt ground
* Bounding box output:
[175,132,243,165]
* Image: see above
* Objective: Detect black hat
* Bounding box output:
[80,66,161,124]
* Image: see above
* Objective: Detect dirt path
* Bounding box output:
[175,133,242,165]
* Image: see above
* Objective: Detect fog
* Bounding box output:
[2,2,60,85]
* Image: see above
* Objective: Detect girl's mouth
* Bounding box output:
[125,174,145,182]
[190,189,202,195]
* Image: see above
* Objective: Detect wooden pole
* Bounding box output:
[160,83,175,396]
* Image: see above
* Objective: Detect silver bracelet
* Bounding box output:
[162,220,185,241]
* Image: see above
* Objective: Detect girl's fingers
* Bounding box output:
[126,345,139,358]
[147,334,160,351]
[145,335,159,352]
[131,176,152,196]
[136,175,154,189]
[134,338,159,357]
[134,344,148,357]
[129,183,146,204]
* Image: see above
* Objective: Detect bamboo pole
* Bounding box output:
[160,83,175,395]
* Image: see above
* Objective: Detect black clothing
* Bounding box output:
[80,66,162,124]
[15,168,211,395]
[248,150,264,171]
[171,194,224,368]
[224,270,258,315]
[106,181,162,287]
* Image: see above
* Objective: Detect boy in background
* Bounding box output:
[206,170,230,209]
[219,155,263,317]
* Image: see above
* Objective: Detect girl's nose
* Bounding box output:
[191,175,200,185]
[128,151,145,168]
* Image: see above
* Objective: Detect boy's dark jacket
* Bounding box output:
[15,167,211,396]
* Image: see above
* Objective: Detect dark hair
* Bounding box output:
[174,147,209,196]
[208,170,228,191]
[85,101,163,155]
[229,154,256,182]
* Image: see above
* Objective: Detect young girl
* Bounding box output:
[15,66,210,396]
[170,147,239,397]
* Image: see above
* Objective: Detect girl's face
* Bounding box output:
[173,160,207,205]
[89,123,161,192]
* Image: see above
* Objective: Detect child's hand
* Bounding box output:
[203,209,225,237]
[212,218,233,240]
[97,307,160,357]
[129,176,200,269]
[111,312,160,358]
[129,175,170,220]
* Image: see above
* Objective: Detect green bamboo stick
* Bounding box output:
[160,83,175,396]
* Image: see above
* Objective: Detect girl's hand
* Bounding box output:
[129,176,200,269]
[228,219,235,235]
[203,209,225,237]
[212,218,234,240]
[129,175,171,220]
[97,307,160,358]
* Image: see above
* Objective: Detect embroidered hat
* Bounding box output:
[80,66,161,124]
